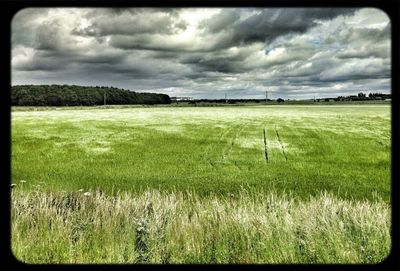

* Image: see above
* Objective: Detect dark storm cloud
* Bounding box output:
[107,8,356,53]
[13,56,64,71]
[108,34,224,52]
[179,53,250,74]
[195,58,239,73]
[35,20,65,50]
[200,8,356,47]
[108,35,175,51]
[13,46,127,72]
[178,44,263,74]
[75,52,126,64]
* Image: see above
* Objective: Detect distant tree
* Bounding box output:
[11,85,172,106]
[277,98,285,103]
[368,92,390,100]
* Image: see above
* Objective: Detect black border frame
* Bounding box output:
[1,1,399,270]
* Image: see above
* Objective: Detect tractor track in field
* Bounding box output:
[222,126,242,160]
[202,124,244,170]
[263,127,268,162]
[275,125,288,161]
[221,126,243,171]
[203,125,236,169]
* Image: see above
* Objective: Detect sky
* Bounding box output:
[11,8,391,99]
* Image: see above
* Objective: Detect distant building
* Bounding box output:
[171,97,194,102]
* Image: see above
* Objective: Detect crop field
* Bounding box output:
[11,105,391,264]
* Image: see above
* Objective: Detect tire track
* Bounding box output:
[222,125,243,171]
[222,125,242,161]
[201,124,244,170]
[263,128,269,162]
[275,125,288,161]
[202,125,235,169]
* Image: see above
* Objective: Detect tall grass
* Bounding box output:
[11,189,390,264]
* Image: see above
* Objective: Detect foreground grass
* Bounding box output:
[12,189,390,264]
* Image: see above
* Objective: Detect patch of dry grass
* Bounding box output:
[11,189,390,264]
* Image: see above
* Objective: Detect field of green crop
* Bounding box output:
[11,105,391,264]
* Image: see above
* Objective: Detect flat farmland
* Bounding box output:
[11,105,391,263]
[12,105,391,200]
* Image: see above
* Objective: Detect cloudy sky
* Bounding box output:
[11,8,390,99]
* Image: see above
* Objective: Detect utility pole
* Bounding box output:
[266,90,268,103]
[225,93,227,103]
[104,92,107,105]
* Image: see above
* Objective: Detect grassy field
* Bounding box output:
[12,189,390,264]
[11,105,391,263]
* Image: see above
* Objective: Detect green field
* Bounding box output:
[11,105,391,263]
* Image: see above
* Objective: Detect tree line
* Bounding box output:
[333,92,391,101]
[183,98,285,104]
[11,85,171,106]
